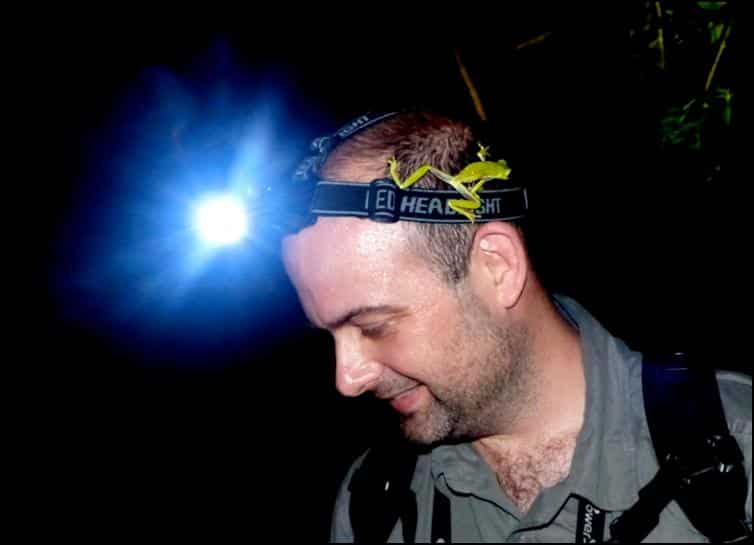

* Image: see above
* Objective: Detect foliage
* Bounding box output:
[631,1,736,154]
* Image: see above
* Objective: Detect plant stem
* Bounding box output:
[655,1,666,70]
[454,48,487,122]
[514,32,552,51]
[705,23,732,92]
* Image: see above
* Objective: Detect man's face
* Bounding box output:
[283,217,532,444]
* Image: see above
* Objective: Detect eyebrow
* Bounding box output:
[325,304,407,330]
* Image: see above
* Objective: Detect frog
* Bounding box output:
[387,143,512,222]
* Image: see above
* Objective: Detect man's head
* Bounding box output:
[321,111,492,283]
[283,111,540,444]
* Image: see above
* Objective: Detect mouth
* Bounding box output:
[388,385,424,414]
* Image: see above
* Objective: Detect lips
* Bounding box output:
[389,385,423,414]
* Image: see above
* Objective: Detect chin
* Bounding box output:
[400,409,453,446]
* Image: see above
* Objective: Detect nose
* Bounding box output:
[333,332,384,397]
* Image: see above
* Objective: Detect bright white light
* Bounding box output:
[194,194,250,246]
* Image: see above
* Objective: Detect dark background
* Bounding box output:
[38,5,744,540]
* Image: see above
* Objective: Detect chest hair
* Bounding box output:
[474,431,579,514]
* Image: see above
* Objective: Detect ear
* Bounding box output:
[468,222,528,309]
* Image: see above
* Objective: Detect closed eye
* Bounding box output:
[360,324,390,339]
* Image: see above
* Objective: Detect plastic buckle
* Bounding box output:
[368,179,401,223]
[706,434,744,474]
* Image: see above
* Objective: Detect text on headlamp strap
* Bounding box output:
[310,179,528,224]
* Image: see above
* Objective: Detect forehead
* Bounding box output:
[282,218,442,324]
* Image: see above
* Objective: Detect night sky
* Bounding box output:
[39,7,744,539]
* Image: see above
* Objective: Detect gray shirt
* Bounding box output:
[331,296,752,542]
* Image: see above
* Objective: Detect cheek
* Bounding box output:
[377,324,459,385]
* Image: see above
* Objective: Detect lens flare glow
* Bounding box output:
[194,194,250,246]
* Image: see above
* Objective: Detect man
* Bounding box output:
[282,110,752,542]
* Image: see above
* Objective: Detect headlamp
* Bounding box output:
[309,179,528,224]
[284,110,528,234]
[205,110,530,243]
[193,193,250,246]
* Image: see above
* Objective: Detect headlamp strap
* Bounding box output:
[310,179,528,224]
[295,111,402,182]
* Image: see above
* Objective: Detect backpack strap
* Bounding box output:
[348,436,419,543]
[609,353,750,543]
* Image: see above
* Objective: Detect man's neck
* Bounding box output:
[473,294,586,513]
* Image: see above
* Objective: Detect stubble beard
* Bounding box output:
[400,297,534,446]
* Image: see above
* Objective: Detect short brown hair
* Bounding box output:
[321,111,489,284]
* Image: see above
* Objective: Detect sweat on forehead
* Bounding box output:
[282,216,448,331]
[285,217,411,275]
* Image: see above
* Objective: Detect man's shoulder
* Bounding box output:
[716,368,752,390]
[331,445,432,542]
[339,441,432,494]
[714,370,752,532]
[337,448,371,498]
[330,449,370,542]
[716,369,752,392]
[715,370,752,434]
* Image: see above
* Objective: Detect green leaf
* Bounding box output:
[716,88,732,103]
[723,103,732,126]
[697,1,727,10]
[708,22,724,43]
[660,101,710,151]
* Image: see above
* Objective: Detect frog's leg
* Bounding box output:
[428,168,476,200]
[447,178,497,222]
[468,178,490,198]
[425,168,486,222]
[389,159,442,190]
[477,143,490,161]
[389,159,487,222]
[449,198,481,222]
[390,158,474,197]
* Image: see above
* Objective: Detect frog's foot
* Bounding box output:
[477,143,490,162]
[449,198,481,222]
[387,157,401,183]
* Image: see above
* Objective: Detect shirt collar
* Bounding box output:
[550,294,643,513]
[429,294,644,520]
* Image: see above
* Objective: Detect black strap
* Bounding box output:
[294,111,403,182]
[431,488,452,543]
[311,179,528,224]
[643,353,729,465]
[609,354,750,543]
[576,497,607,543]
[349,437,418,543]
